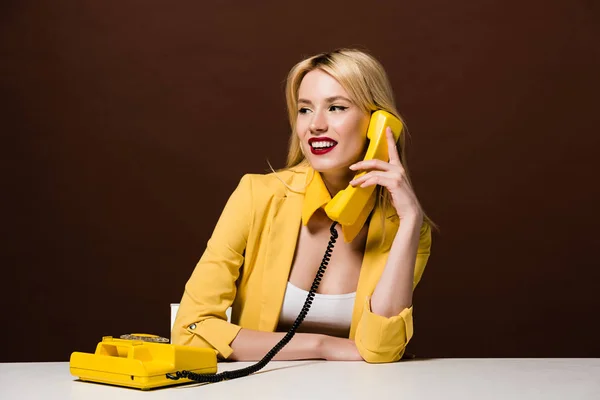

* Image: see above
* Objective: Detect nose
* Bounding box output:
[309,110,327,134]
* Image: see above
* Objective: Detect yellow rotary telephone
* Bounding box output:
[69,334,217,390]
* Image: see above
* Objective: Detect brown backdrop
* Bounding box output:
[2,1,599,362]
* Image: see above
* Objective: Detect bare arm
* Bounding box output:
[349,128,428,318]
[370,213,422,317]
[229,328,362,361]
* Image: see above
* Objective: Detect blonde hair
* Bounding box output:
[280,48,437,231]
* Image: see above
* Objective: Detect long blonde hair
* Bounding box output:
[282,48,437,231]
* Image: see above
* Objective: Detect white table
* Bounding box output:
[1,359,598,399]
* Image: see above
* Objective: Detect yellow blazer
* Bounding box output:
[172,164,432,363]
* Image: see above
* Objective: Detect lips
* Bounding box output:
[308,137,338,155]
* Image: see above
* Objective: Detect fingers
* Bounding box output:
[349,158,404,176]
[386,127,401,165]
[350,171,403,189]
[349,127,404,172]
[349,158,392,172]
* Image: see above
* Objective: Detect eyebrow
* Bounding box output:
[297,96,352,105]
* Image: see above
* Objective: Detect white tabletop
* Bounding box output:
[1,359,598,400]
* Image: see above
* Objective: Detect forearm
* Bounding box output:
[229,328,323,361]
[229,329,363,361]
[370,214,423,317]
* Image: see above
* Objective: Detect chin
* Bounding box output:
[306,158,350,175]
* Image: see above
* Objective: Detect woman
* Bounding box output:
[172,49,434,363]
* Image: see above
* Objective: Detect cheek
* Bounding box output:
[331,115,368,147]
[295,117,309,138]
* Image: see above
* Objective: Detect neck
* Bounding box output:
[320,168,355,197]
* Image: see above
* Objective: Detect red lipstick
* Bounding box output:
[308,137,338,155]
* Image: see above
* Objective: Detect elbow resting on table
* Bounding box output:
[356,339,408,363]
[354,301,414,363]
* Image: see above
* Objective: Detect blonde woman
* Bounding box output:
[172,49,434,364]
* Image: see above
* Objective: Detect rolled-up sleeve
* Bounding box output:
[174,317,242,359]
[355,221,432,363]
[171,175,253,359]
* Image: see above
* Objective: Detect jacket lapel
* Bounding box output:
[259,180,304,331]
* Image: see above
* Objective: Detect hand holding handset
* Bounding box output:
[325,110,403,225]
[69,110,403,390]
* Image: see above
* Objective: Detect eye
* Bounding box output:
[298,107,311,114]
[329,105,348,112]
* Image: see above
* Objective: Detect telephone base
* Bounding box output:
[70,335,217,390]
[70,365,215,390]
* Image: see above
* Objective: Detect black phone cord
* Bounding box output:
[166,221,339,383]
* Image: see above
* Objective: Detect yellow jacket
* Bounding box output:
[172,164,432,363]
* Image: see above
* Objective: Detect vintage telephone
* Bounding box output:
[69,110,403,390]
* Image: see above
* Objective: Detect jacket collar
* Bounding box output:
[300,165,381,243]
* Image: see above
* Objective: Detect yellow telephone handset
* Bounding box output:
[324,110,403,226]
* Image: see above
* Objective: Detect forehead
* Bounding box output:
[298,69,349,100]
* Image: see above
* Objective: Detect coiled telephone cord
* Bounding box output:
[166,221,339,383]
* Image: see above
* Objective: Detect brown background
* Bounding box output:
[2,1,599,362]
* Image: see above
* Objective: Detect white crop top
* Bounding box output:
[276,281,356,338]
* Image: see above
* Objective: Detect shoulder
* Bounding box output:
[237,164,310,199]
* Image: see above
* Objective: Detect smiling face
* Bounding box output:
[296,69,371,177]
